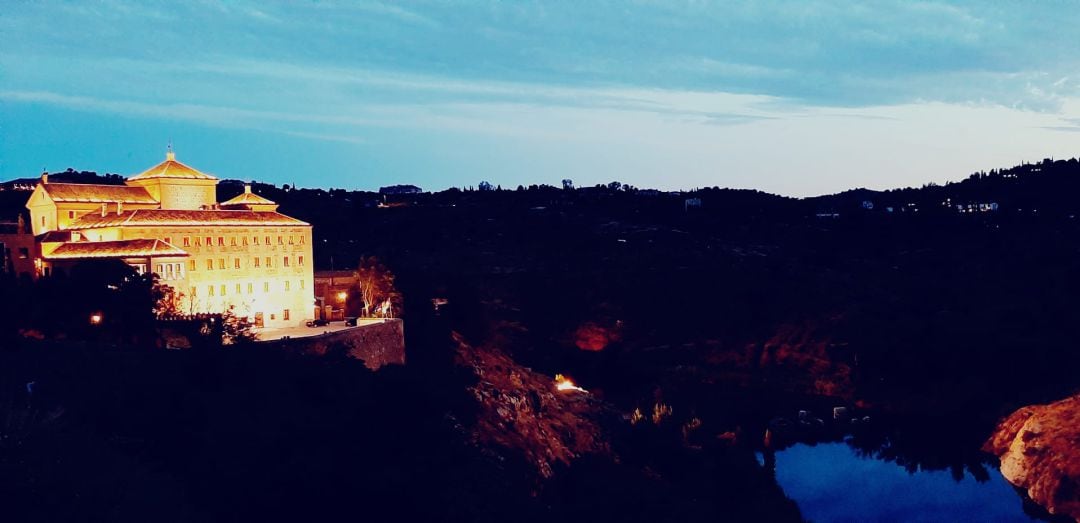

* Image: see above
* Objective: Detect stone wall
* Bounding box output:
[267,319,405,370]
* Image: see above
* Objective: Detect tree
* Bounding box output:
[478,181,493,192]
[351,256,403,318]
[562,179,574,190]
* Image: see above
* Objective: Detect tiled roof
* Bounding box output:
[221,191,277,206]
[128,152,217,181]
[40,183,158,204]
[44,239,189,260]
[67,209,309,229]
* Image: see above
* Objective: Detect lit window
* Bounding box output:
[230,237,237,246]
[206,259,214,270]
[285,281,290,291]
[283,256,290,267]
[300,280,305,290]
[195,237,202,246]
[235,283,241,294]
[265,236,270,245]
[68,210,75,219]
[206,236,212,246]
[189,259,196,271]
[209,285,215,296]
[243,237,249,246]
[220,284,226,296]
[289,236,295,245]
[217,237,224,246]
[283,309,290,321]
[218,258,225,270]
[300,236,305,245]
[183,237,190,247]
[234,258,240,269]
[254,257,261,268]
[265,256,271,267]
[277,236,283,245]
[247,282,253,294]
[298,255,304,267]
[253,236,259,245]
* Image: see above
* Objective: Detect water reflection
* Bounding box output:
[762,441,1038,523]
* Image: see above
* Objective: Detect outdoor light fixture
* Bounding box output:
[89,313,103,325]
[337,291,347,302]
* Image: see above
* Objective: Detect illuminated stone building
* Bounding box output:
[25,150,314,328]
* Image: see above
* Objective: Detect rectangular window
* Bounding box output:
[283,256,290,267]
[243,237,249,246]
[253,236,259,245]
[285,281,290,291]
[183,237,190,247]
[195,237,202,247]
[220,284,226,296]
[206,236,212,246]
[209,285,215,296]
[68,210,75,219]
[263,282,269,292]
[254,257,261,268]
[230,237,237,246]
[247,282,253,294]
[189,259,196,271]
[190,287,197,297]
[283,309,290,321]
[218,258,225,270]
[298,255,304,267]
[289,236,295,245]
[265,236,271,245]
[235,283,241,294]
[265,256,272,267]
[206,259,214,270]
[277,236,284,245]
[17,248,28,259]
[217,237,224,246]
[234,258,240,269]
[299,236,305,245]
[300,280,305,290]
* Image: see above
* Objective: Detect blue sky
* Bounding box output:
[3,1,1080,196]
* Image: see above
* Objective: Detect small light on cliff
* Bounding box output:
[554,374,587,393]
[89,313,103,325]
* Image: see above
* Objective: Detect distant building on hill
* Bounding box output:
[379,184,423,195]
[20,149,315,328]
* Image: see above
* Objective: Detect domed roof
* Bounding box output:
[221,185,276,206]
[128,150,217,181]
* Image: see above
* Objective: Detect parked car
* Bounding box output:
[306,318,329,327]
[345,317,358,326]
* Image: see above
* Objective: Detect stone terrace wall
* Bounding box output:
[267,319,405,370]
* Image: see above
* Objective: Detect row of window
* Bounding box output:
[190,279,306,297]
[171,235,306,248]
[191,255,305,271]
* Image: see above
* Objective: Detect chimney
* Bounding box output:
[41,172,48,184]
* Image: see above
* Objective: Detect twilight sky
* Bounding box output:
[3,1,1080,196]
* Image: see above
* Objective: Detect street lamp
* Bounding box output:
[89,313,103,325]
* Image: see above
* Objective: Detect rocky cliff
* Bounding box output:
[453,333,612,478]
[984,393,1080,522]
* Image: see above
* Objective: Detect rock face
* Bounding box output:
[454,333,612,478]
[984,394,1080,521]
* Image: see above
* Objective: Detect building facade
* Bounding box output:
[25,151,315,328]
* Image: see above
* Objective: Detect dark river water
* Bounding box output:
[760,441,1038,522]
